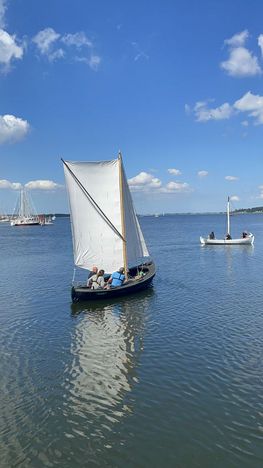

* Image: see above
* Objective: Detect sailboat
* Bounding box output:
[62,153,155,302]
[10,187,41,226]
[200,197,254,245]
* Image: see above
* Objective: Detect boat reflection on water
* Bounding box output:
[224,243,255,277]
[200,241,254,277]
[63,289,155,434]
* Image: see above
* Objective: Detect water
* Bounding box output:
[1,215,263,467]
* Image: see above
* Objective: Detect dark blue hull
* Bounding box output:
[71,262,156,303]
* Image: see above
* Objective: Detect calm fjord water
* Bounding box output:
[1,214,263,468]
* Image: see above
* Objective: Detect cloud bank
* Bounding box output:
[0,179,62,190]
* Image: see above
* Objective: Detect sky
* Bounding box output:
[1,0,263,214]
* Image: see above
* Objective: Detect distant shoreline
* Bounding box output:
[138,209,263,216]
[13,210,260,218]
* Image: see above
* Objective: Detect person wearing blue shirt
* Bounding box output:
[107,267,125,288]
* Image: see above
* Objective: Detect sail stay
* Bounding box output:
[63,158,149,273]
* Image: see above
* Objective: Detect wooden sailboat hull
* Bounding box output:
[71,261,156,303]
[200,234,254,245]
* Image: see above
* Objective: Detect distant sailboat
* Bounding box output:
[10,188,40,226]
[200,197,254,245]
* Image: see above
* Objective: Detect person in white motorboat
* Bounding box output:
[89,269,105,289]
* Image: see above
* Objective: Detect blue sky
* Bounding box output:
[1,0,263,214]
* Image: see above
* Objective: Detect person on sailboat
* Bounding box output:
[106,267,125,288]
[87,266,98,285]
[209,231,215,240]
[89,269,105,289]
[225,233,232,240]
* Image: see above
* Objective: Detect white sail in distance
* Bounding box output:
[63,158,149,273]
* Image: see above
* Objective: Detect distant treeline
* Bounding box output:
[52,213,69,217]
[233,206,263,214]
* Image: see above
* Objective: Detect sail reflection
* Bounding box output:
[63,290,154,428]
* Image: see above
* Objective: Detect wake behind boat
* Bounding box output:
[200,197,254,246]
[62,153,155,302]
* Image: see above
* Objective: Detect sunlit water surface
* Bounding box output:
[1,215,263,467]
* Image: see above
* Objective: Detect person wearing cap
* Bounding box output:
[106,267,125,288]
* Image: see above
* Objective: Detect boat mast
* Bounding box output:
[118,151,128,280]
[227,196,230,235]
[20,188,24,217]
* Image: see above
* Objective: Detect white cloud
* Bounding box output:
[160,181,191,193]
[128,172,162,191]
[194,101,233,121]
[48,48,64,62]
[0,29,23,71]
[0,179,22,189]
[168,168,181,176]
[128,171,192,194]
[221,31,261,77]
[0,114,30,144]
[192,90,263,126]
[225,175,239,181]
[32,28,60,57]
[0,0,7,28]
[76,54,101,70]
[234,91,263,125]
[25,180,62,190]
[89,54,101,70]
[197,170,208,177]
[221,47,261,77]
[258,34,263,57]
[61,32,93,48]
[224,30,249,48]
[33,28,101,70]
[230,195,240,201]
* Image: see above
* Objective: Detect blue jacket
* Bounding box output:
[111,271,125,287]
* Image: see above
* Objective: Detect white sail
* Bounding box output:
[122,164,149,261]
[64,158,149,273]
